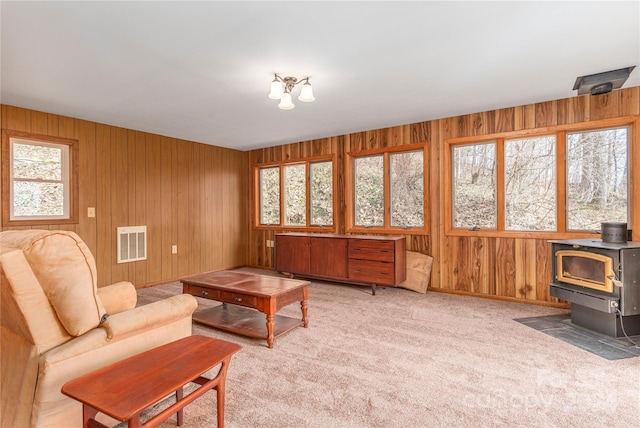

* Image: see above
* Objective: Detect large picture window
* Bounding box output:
[2,130,78,226]
[446,120,632,236]
[347,144,427,233]
[256,156,334,229]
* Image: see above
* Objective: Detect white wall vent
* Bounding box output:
[117,226,147,263]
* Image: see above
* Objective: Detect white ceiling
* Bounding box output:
[1,1,639,151]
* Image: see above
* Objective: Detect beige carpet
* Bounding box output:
[133,268,639,428]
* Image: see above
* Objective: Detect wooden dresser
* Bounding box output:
[275,233,406,295]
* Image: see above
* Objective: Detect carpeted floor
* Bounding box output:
[133,268,640,428]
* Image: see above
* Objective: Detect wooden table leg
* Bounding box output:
[301,299,308,328]
[176,386,184,426]
[127,414,142,428]
[82,405,101,428]
[266,313,275,348]
[215,356,232,428]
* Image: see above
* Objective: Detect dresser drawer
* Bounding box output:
[183,284,220,300]
[348,259,395,285]
[220,291,257,309]
[348,242,395,262]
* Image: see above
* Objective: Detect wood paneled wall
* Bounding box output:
[248,88,640,307]
[1,105,249,287]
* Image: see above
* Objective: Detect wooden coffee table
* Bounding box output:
[61,335,241,428]
[181,270,309,348]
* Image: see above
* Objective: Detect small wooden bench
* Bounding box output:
[62,335,241,428]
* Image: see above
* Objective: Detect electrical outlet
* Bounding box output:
[87,207,95,217]
[267,240,274,248]
[171,245,178,254]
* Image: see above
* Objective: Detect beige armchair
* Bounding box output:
[0,230,198,428]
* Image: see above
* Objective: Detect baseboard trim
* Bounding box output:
[428,287,570,309]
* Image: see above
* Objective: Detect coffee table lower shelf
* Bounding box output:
[193,304,304,341]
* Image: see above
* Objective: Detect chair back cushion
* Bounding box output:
[0,230,107,336]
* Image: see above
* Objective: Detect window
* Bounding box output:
[2,131,78,226]
[259,166,280,225]
[504,136,556,231]
[390,150,425,228]
[309,161,333,226]
[446,120,632,236]
[348,144,427,233]
[566,127,628,231]
[452,143,496,229]
[256,156,334,229]
[354,155,384,227]
[284,164,306,226]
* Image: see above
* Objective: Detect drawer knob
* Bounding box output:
[201,291,208,296]
[234,297,243,302]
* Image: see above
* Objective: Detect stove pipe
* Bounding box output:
[601,222,627,243]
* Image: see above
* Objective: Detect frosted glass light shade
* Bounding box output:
[278,92,295,110]
[298,82,315,102]
[268,79,284,99]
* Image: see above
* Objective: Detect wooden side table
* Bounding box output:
[61,335,241,428]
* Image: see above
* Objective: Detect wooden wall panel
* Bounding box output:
[112,127,128,281]
[95,124,112,285]
[30,110,48,135]
[76,120,97,257]
[133,131,147,285]
[247,87,639,307]
[146,134,162,284]
[1,105,249,287]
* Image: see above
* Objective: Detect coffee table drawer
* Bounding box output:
[184,284,220,300]
[220,291,257,309]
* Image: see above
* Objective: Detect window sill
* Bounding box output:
[2,218,79,227]
[253,225,336,233]
[445,228,603,240]
[347,226,429,236]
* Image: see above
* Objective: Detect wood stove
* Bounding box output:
[549,238,640,337]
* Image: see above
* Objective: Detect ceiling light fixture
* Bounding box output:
[268,74,315,110]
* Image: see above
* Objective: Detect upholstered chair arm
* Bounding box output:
[99,294,198,340]
[97,282,138,315]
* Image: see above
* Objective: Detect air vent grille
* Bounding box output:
[117,226,147,263]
